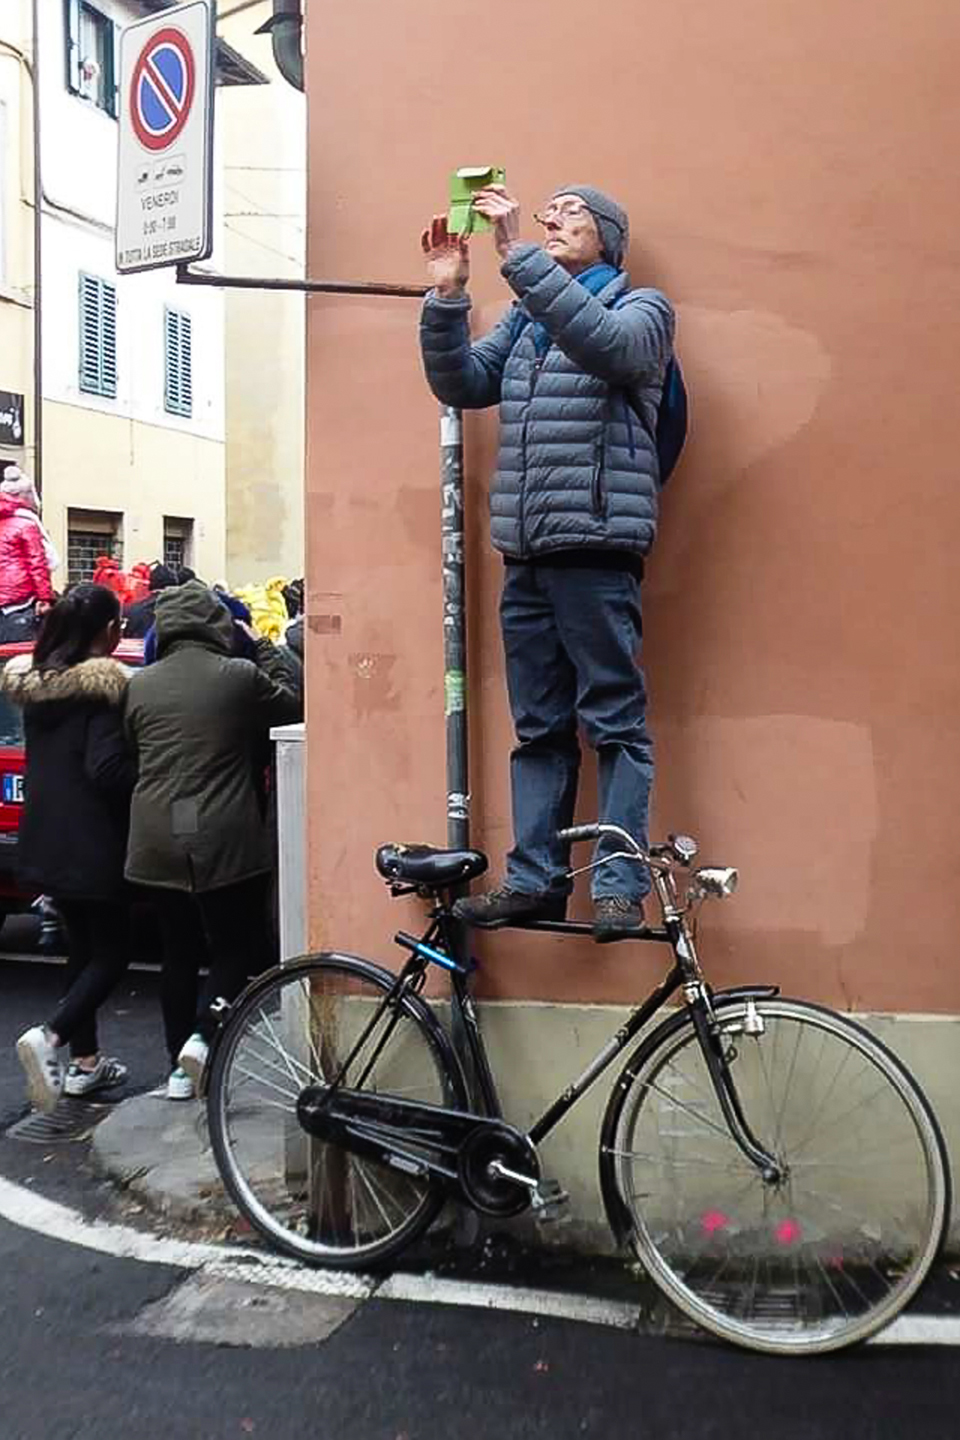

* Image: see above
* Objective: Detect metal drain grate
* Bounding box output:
[6,1099,117,1144]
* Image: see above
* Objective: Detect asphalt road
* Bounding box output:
[4,942,960,1439]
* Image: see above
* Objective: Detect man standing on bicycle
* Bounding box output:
[419,182,675,940]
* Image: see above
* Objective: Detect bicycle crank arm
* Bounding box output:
[296,1086,541,1218]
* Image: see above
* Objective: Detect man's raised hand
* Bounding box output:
[472,185,522,262]
[421,215,470,298]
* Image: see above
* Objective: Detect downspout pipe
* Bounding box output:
[254,0,303,92]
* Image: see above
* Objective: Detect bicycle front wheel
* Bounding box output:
[207,954,467,1268]
[603,996,950,1355]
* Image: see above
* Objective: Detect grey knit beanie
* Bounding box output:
[551,184,630,268]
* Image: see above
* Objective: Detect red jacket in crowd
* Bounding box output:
[0,494,55,608]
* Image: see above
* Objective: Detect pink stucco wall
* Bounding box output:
[304,0,960,1012]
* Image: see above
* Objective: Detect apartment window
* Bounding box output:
[65,1,119,118]
[164,308,193,418]
[163,516,194,573]
[67,508,121,586]
[79,273,117,398]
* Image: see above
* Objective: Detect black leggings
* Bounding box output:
[48,900,130,1059]
[154,876,271,1066]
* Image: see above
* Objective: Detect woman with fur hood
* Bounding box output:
[1,584,135,1113]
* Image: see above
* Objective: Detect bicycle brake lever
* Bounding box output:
[566,850,647,882]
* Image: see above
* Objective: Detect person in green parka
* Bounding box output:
[124,580,301,1098]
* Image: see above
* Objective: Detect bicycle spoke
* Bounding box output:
[610,1146,753,1174]
[257,1006,308,1089]
[789,1051,872,1156]
[790,1076,905,1160]
[242,1038,314,1092]
[231,1061,300,1105]
[638,1076,736,1145]
[773,1022,804,1151]
[245,1017,319,1086]
[751,1036,780,1153]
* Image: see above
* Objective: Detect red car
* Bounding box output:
[0,638,145,936]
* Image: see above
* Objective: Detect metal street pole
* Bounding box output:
[439,404,478,1096]
[440,404,469,854]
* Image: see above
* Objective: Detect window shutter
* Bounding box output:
[79,273,117,398]
[164,309,193,417]
[100,282,117,397]
[65,0,81,94]
[78,273,101,393]
[180,313,193,416]
[164,308,180,413]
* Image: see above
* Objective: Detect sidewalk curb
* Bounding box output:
[91,1090,235,1231]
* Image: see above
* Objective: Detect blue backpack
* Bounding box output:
[507,304,688,486]
[653,356,688,486]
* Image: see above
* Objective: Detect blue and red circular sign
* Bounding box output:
[130,27,196,152]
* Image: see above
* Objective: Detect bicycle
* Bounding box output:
[205,823,951,1356]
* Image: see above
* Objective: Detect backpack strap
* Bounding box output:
[507,304,532,351]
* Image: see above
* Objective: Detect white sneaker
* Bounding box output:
[63,1056,128,1098]
[166,1067,195,1101]
[16,1025,64,1114]
[177,1033,209,1094]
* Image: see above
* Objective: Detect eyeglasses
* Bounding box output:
[533,201,593,226]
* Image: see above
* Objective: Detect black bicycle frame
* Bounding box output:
[433,909,782,1177]
[319,907,782,1183]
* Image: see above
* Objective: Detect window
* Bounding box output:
[164,308,193,418]
[67,508,121,586]
[79,273,117,398]
[163,516,194,573]
[65,1,118,118]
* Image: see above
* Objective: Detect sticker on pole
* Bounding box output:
[116,2,213,273]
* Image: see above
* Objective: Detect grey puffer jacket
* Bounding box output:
[420,243,675,560]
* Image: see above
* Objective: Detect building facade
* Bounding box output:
[219,0,305,588]
[38,0,227,586]
[2,0,300,594]
[0,1,36,483]
[301,1,960,1241]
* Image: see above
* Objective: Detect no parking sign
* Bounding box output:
[116,1,213,273]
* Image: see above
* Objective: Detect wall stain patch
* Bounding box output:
[350,652,400,716]
[309,614,342,635]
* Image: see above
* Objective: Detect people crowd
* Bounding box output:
[0,468,305,1112]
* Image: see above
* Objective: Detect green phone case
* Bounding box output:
[448,166,506,235]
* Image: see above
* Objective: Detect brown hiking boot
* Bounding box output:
[453,885,567,929]
[593,896,645,943]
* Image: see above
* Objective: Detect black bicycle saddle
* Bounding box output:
[376,843,488,889]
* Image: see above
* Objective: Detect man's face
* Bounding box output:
[537,194,605,273]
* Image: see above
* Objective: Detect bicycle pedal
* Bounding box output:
[532,1179,570,1225]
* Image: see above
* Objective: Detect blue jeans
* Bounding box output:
[500,562,653,902]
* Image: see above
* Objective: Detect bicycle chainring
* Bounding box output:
[458,1123,541,1217]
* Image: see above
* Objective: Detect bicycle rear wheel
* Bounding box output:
[207,954,466,1267]
[602,996,950,1355]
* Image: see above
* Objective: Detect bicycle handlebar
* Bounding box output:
[558,821,647,860]
[557,824,603,845]
[558,824,700,870]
